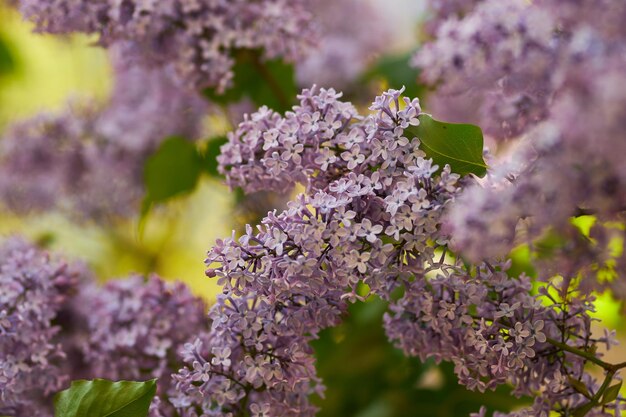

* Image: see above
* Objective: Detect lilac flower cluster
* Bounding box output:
[414,0,556,139]
[0,238,80,417]
[197,86,626,416]
[16,0,315,91]
[77,276,209,417]
[386,261,623,416]
[174,86,461,415]
[0,236,210,417]
[436,0,626,288]
[296,0,390,90]
[0,52,207,219]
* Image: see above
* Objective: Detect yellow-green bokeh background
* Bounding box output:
[0,7,230,301]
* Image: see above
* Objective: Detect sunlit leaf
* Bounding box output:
[54,379,157,417]
[406,114,488,177]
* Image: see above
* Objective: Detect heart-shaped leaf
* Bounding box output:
[54,379,157,417]
[406,114,488,177]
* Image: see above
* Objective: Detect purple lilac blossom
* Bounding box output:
[76,275,209,417]
[15,0,315,92]
[175,86,460,415]
[296,0,390,90]
[0,50,208,219]
[420,0,626,298]
[193,86,626,416]
[414,0,557,139]
[446,38,626,262]
[385,262,623,416]
[0,238,82,417]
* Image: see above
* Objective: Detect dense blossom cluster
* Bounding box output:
[78,276,209,417]
[0,239,80,417]
[386,262,623,416]
[197,86,626,416]
[0,237,209,417]
[0,53,207,219]
[415,0,556,139]
[417,0,626,295]
[16,0,315,91]
[175,86,459,415]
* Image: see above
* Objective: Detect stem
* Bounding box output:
[546,337,626,372]
[592,369,615,402]
[546,337,611,369]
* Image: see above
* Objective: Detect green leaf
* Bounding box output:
[201,136,229,178]
[143,136,203,205]
[507,245,537,279]
[54,379,157,417]
[406,114,488,177]
[204,50,296,112]
[572,402,595,417]
[568,376,591,398]
[602,381,622,404]
[0,32,16,76]
[363,52,424,99]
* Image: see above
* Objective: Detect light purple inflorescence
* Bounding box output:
[0,239,82,417]
[16,0,316,91]
[78,275,209,417]
[409,0,626,305]
[0,50,208,219]
[175,85,625,416]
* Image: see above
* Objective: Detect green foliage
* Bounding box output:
[507,245,537,279]
[201,136,229,178]
[601,381,622,405]
[406,114,488,177]
[204,50,296,113]
[0,32,16,76]
[364,52,424,99]
[143,136,203,211]
[141,135,231,220]
[568,377,592,398]
[534,229,570,260]
[312,298,529,417]
[54,379,157,417]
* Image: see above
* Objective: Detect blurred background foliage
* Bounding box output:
[0,3,624,415]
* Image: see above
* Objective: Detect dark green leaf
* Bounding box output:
[568,377,591,398]
[406,114,488,177]
[143,136,203,204]
[204,50,296,112]
[602,381,622,404]
[0,32,16,76]
[54,379,157,417]
[572,402,595,417]
[201,136,229,178]
[364,52,424,99]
